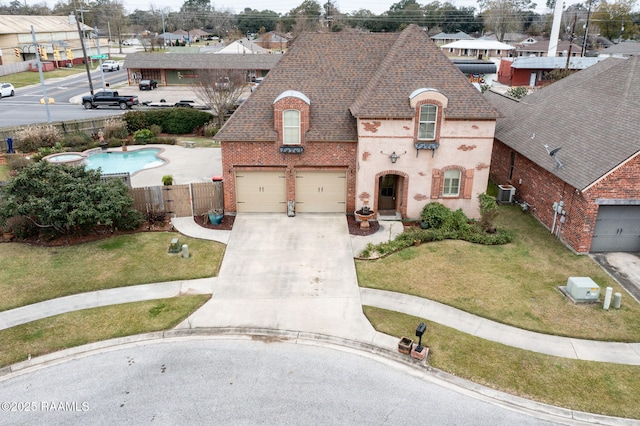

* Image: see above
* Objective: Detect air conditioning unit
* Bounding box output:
[497,185,515,204]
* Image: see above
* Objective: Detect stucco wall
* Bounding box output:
[356,118,496,219]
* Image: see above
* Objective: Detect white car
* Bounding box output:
[102,60,120,72]
[0,82,15,98]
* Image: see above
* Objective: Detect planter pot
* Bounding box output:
[398,337,413,354]
[208,213,223,225]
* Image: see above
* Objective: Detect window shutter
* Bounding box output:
[462,169,474,199]
[431,169,442,199]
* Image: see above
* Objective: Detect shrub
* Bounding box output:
[149,136,177,145]
[203,122,219,137]
[14,124,62,152]
[6,154,32,173]
[478,192,499,232]
[123,109,213,135]
[32,142,65,162]
[420,202,451,229]
[103,117,129,139]
[133,129,154,143]
[149,124,162,136]
[61,132,92,150]
[123,110,149,133]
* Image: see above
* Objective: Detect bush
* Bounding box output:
[133,129,154,143]
[478,192,499,232]
[6,154,32,173]
[123,109,213,135]
[14,124,62,152]
[32,142,65,162]
[61,132,92,150]
[149,136,177,145]
[420,202,451,229]
[150,124,162,136]
[203,122,219,137]
[103,117,129,139]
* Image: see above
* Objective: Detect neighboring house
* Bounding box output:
[123,52,282,86]
[430,31,475,47]
[514,37,582,57]
[497,56,607,87]
[253,32,290,51]
[217,38,267,54]
[215,25,500,219]
[486,56,640,253]
[0,15,91,67]
[451,59,498,87]
[440,39,515,59]
[602,41,640,57]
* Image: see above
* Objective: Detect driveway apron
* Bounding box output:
[178,213,378,341]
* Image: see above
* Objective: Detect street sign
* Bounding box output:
[90,54,108,59]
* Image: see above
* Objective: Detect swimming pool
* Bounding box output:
[84,148,166,175]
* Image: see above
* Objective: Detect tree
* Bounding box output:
[236,8,280,35]
[591,0,638,41]
[192,69,249,127]
[0,162,142,239]
[479,0,536,41]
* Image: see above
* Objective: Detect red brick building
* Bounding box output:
[487,56,640,253]
[216,25,499,218]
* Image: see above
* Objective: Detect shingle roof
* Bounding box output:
[216,25,500,143]
[485,56,639,191]
[123,52,282,70]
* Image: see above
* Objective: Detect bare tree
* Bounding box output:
[192,69,249,127]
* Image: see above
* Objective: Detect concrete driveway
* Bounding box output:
[178,213,378,341]
[592,252,640,302]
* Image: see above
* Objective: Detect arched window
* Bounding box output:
[418,104,438,141]
[283,110,300,145]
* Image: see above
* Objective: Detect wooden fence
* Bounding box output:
[130,181,223,218]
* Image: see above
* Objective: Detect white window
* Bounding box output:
[283,110,300,145]
[443,169,461,196]
[418,104,437,140]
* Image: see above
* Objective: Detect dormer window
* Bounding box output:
[283,110,300,145]
[418,104,437,141]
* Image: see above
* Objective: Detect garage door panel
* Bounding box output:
[591,206,640,252]
[236,171,286,213]
[295,171,346,213]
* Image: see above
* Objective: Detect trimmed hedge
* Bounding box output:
[123,109,213,134]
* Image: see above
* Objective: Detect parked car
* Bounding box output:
[139,79,158,90]
[251,77,263,92]
[101,60,120,72]
[0,82,15,98]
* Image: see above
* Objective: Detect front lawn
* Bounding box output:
[365,306,640,420]
[0,232,225,312]
[0,295,209,368]
[357,205,640,341]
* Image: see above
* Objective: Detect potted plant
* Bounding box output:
[207,208,224,225]
[162,175,173,186]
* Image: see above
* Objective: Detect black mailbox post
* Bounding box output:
[415,322,426,352]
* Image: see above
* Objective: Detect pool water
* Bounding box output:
[85,149,165,174]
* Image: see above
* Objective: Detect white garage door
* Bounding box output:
[591,205,640,252]
[295,171,346,213]
[235,171,286,213]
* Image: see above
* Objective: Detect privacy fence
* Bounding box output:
[130,181,224,218]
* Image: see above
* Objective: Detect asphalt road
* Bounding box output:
[0,339,559,425]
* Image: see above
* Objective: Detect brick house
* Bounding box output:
[216,25,500,218]
[487,56,640,253]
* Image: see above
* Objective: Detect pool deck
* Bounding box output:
[108,144,221,188]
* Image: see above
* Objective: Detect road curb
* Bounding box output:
[0,327,635,425]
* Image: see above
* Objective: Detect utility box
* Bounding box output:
[566,277,600,301]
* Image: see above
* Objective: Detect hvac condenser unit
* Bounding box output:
[497,185,515,204]
[566,277,600,301]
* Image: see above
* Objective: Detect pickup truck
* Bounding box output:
[101,60,120,72]
[82,90,139,110]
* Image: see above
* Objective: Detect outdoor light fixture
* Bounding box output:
[381,150,406,164]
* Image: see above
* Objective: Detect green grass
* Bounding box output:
[364,306,640,419]
[6,66,88,88]
[0,232,225,312]
[0,165,9,181]
[357,205,640,341]
[0,295,209,368]
[176,136,219,147]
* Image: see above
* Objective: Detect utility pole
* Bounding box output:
[565,14,577,70]
[71,12,94,95]
[581,0,592,56]
[95,28,106,91]
[31,25,51,123]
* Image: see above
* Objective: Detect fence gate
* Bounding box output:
[163,184,192,217]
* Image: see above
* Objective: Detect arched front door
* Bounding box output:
[378,174,400,215]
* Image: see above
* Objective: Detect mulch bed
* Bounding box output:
[193,214,235,231]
